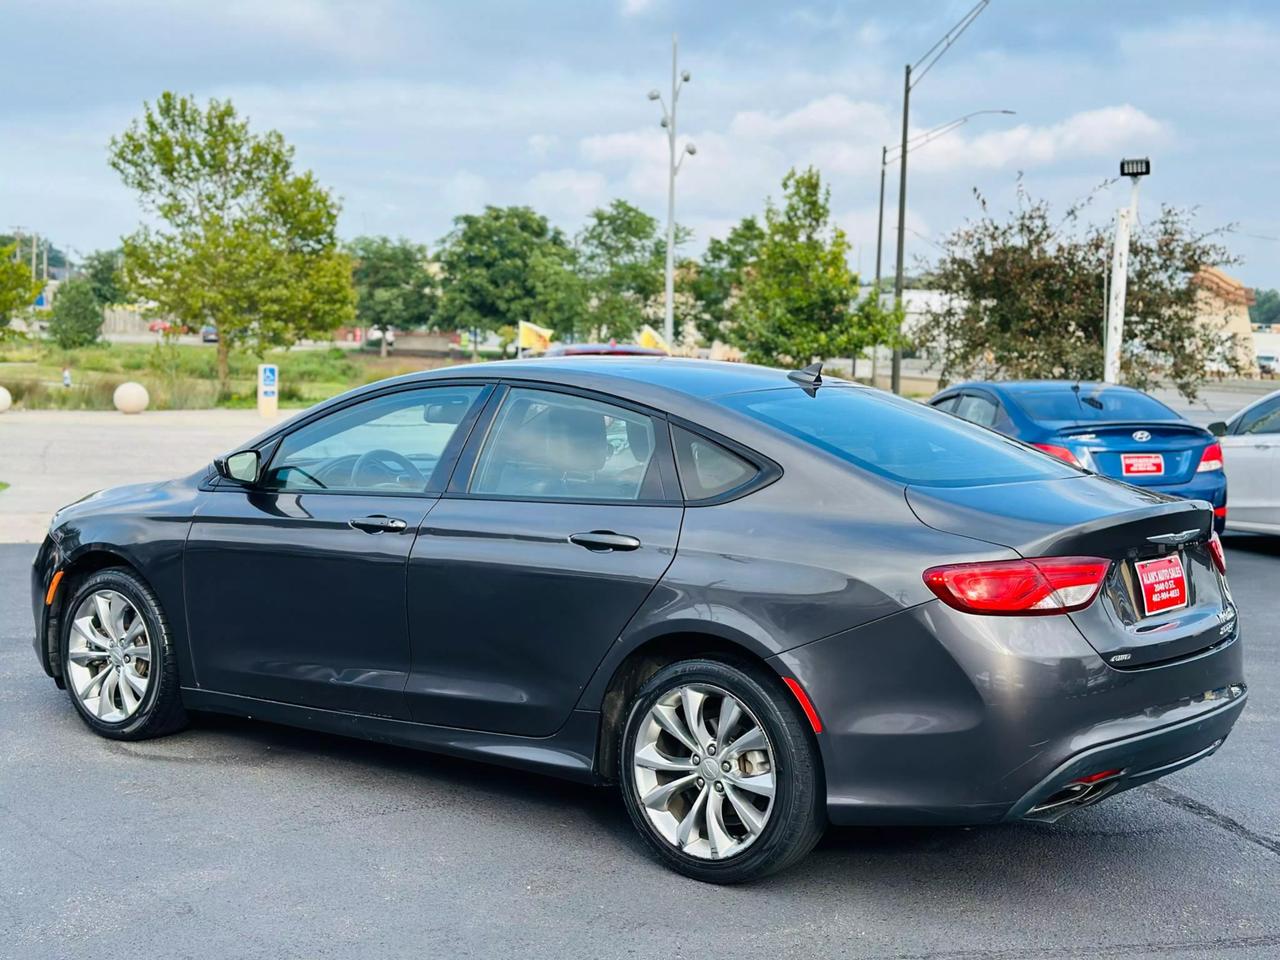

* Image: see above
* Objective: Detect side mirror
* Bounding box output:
[214,449,262,485]
[1208,421,1228,437]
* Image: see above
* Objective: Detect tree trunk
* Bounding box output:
[216,338,230,399]
[380,328,388,358]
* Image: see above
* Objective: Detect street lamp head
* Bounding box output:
[681,70,691,82]
[659,116,669,129]
[685,143,697,155]
[647,89,661,101]
[1120,157,1151,178]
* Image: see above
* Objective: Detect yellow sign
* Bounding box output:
[517,319,554,353]
[637,324,671,354]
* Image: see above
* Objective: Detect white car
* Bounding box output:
[1212,388,1280,534]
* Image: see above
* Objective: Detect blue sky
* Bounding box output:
[4,0,1278,286]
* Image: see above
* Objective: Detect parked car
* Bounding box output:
[1256,354,1277,377]
[200,324,218,343]
[929,381,1228,531]
[544,341,667,357]
[1210,388,1280,535]
[32,360,1245,883]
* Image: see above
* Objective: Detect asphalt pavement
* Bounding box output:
[1,538,1277,960]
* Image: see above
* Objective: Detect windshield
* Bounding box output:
[720,387,1076,488]
[1011,385,1180,423]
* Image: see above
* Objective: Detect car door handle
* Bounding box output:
[568,531,641,552]
[350,515,407,534]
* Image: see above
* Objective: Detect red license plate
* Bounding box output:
[1134,554,1188,616]
[1121,453,1164,476]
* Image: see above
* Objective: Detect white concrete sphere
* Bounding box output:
[0,386,11,413]
[113,381,150,414]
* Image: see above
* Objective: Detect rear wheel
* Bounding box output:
[61,567,188,741]
[619,658,825,883]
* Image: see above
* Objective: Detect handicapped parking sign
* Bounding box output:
[257,363,279,417]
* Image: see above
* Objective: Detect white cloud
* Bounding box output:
[526,169,609,220]
[729,94,891,142]
[621,0,656,15]
[527,134,559,158]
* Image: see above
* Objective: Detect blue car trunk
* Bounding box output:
[1050,421,1210,485]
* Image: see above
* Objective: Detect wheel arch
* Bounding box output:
[592,629,808,784]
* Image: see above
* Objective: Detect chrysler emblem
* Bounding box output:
[1132,430,1151,442]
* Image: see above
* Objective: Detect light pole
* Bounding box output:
[890,0,990,395]
[649,34,696,348]
[1103,157,1151,383]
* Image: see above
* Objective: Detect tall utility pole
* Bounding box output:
[1103,158,1151,383]
[649,35,696,348]
[889,0,990,394]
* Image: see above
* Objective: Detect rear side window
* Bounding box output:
[672,426,758,501]
[953,393,999,428]
[721,387,1076,488]
[1236,398,1280,435]
[1012,386,1179,422]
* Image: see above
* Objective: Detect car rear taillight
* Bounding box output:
[923,556,1111,616]
[1208,531,1227,575]
[1197,442,1224,472]
[1032,443,1082,467]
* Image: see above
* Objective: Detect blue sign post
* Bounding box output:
[257,363,279,417]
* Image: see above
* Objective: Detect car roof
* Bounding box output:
[544,343,667,356]
[941,380,1149,395]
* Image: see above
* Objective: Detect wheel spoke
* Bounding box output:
[121,666,148,698]
[717,695,742,745]
[92,594,117,641]
[724,770,775,800]
[67,648,107,666]
[677,786,709,850]
[652,702,699,754]
[722,724,767,761]
[633,742,694,773]
[125,643,151,663]
[117,670,137,713]
[724,783,767,836]
[641,773,698,812]
[73,617,111,652]
[77,666,110,700]
[122,619,147,644]
[96,668,118,718]
[705,788,735,859]
[680,686,711,751]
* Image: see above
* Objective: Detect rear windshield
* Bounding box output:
[720,387,1076,487]
[1011,386,1179,423]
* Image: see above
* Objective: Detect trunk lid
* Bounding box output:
[906,474,1235,668]
[1049,420,1211,485]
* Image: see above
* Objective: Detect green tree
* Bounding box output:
[918,185,1242,399]
[435,206,575,356]
[1249,288,1280,327]
[574,200,665,341]
[83,249,125,306]
[0,243,44,337]
[109,93,355,394]
[48,277,103,348]
[347,236,437,357]
[690,216,765,344]
[733,168,893,366]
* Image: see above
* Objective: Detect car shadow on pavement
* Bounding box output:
[1222,532,1280,559]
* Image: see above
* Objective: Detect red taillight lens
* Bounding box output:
[1032,443,1081,467]
[1197,442,1224,472]
[923,556,1111,616]
[1208,531,1227,575]
[1072,768,1122,785]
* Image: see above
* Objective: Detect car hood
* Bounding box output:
[51,473,203,533]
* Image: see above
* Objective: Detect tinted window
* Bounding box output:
[931,394,960,413]
[471,388,657,500]
[265,386,484,493]
[1011,386,1179,423]
[672,427,758,501]
[1237,398,1280,435]
[954,393,999,428]
[721,387,1076,488]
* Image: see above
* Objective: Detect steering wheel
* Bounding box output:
[351,449,425,489]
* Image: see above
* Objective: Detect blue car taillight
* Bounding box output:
[1197,442,1224,472]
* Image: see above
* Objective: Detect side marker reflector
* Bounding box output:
[782,677,823,734]
[45,570,64,606]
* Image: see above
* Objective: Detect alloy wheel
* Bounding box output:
[67,589,152,724]
[631,683,776,860]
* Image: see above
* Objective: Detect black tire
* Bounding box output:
[618,658,825,884]
[60,567,188,741]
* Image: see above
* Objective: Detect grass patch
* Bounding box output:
[0,481,9,493]
[0,341,449,411]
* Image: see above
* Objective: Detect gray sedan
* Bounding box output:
[1212,388,1280,534]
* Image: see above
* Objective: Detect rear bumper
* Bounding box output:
[769,601,1246,826]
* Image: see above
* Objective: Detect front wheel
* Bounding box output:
[619,658,825,884]
[60,567,188,741]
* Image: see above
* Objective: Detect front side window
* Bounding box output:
[264,386,485,493]
[1237,398,1280,435]
[953,393,999,428]
[470,388,658,501]
[721,386,1076,488]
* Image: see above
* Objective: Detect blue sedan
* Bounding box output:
[928,381,1227,531]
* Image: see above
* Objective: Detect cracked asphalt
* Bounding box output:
[1,537,1276,960]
